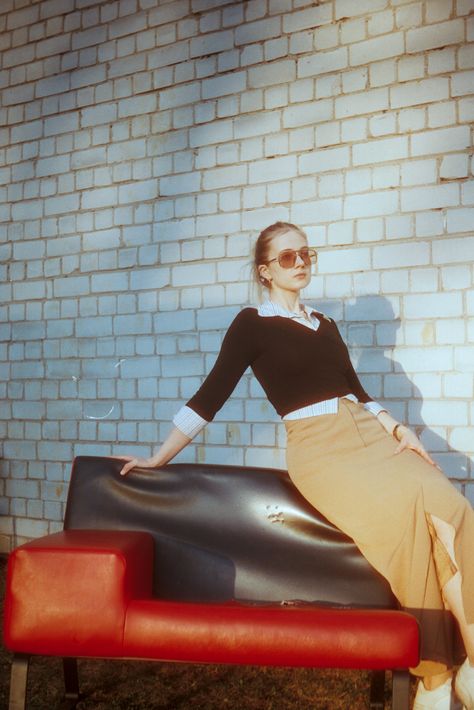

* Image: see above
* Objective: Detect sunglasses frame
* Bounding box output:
[265,247,318,269]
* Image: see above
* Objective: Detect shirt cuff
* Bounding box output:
[173,405,209,439]
[363,400,387,417]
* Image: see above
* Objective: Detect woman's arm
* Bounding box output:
[118,426,192,476]
[376,410,439,468]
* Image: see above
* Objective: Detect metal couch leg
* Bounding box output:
[63,658,81,706]
[369,670,385,709]
[9,654,30,710]
[392,669,411,710]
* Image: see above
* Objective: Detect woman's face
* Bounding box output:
[258,229,312,295]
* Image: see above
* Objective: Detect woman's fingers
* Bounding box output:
[120,459,138,476]
[394,435,441,469]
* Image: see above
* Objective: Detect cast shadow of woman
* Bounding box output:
[319,294,470,493]
[315,293,470,667]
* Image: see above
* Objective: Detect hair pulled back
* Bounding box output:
[253,221,308,289]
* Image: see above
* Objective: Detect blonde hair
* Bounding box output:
[253,221,308,290]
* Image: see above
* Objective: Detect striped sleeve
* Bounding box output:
[173,405,208,439]
[363,401,387,417]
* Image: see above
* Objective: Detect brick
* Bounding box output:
[344,190,398,218]
[298,48,348,78]
[82,186,118,209]
[159,81,201,109]
[11,120,43,143]
[335,0,388,19]
[160,172,201,196]
[154,310,196,336]
[196,213,240,237]
[299,146,349,174]
[118,94,157,118]
[108,53,147,81]
[44,194,80,216]
[203,165,247,190]
[36,73,70,98]
[446,208,474,234]
[282,4,332,33]
[234,112,280,139]
[451,70,474,97]
[353,136,408,166]
[118,179,158,204]
[189,119,228,149]
[335,88,388,118]
[248,59,296,88]
[440,154,469,179]
[350,32,404,66]
[91,272,129,292]
[455,346,474,372]
[2,84,34,106]
[12,282,46,301]
[202,71,246,99]
[291,198,342,224]
[81,103,117,127]
[404,293,463,319]
[401,159,437,186]
[390,77,449,109]
[191,30,234,57]
[235,17,281,45]
[249,155,296,184]
[406,19,464,53]
[318,247,371,274]
[433,236,474,264]
[36,155,70,176]
[373,242,430,269]
[37,33,71,59]
[282,99,332,128]
[401,184,459,212]
[411,126,470,156]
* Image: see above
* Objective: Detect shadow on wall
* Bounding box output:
[314,294,470,488]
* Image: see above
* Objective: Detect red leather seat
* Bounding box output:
[4,530,153,657]
[4,529,419,670]
[124,599,419,669]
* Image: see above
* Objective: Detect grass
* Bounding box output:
[0,556,413,709]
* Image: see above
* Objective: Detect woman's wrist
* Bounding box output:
[392,423,409,441]
[392,423,402,441]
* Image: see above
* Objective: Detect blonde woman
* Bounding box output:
[119,222,474,710]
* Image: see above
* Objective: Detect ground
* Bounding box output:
[0,556,414,709]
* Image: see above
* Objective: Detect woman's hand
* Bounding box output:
[393,425,441,469]
[112,426,193,477]
[111,456,160,477]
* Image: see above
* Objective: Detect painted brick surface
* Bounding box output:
[1,0,473,551]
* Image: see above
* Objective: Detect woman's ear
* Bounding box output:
[258,263,271,284]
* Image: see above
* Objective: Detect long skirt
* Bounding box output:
[284,397,474,677]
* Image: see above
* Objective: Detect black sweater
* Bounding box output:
[186,307,373,421]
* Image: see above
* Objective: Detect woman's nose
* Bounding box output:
[294,251,305,266]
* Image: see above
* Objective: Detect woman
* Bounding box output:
[119,221,474,710]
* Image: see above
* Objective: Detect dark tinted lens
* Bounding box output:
[278,250,297,268]
[299,248,311,265]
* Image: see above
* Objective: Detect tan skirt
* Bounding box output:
[284,398,474,677]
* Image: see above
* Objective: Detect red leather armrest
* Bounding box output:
[4,530,153,657]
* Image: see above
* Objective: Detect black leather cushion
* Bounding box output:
[64,456,397,608]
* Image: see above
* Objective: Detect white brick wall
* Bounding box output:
[1,0,473,551]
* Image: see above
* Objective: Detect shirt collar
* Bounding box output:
[257,299,318,320]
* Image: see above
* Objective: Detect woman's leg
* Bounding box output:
[430,515,474,663]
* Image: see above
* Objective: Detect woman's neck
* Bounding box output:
[267,290,302,314]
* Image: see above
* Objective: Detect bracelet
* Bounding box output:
[392,423,402,441]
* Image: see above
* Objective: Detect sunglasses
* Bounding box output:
[266,247,318,269]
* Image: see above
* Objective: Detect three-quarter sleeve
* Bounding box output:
[184,308,258,422]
